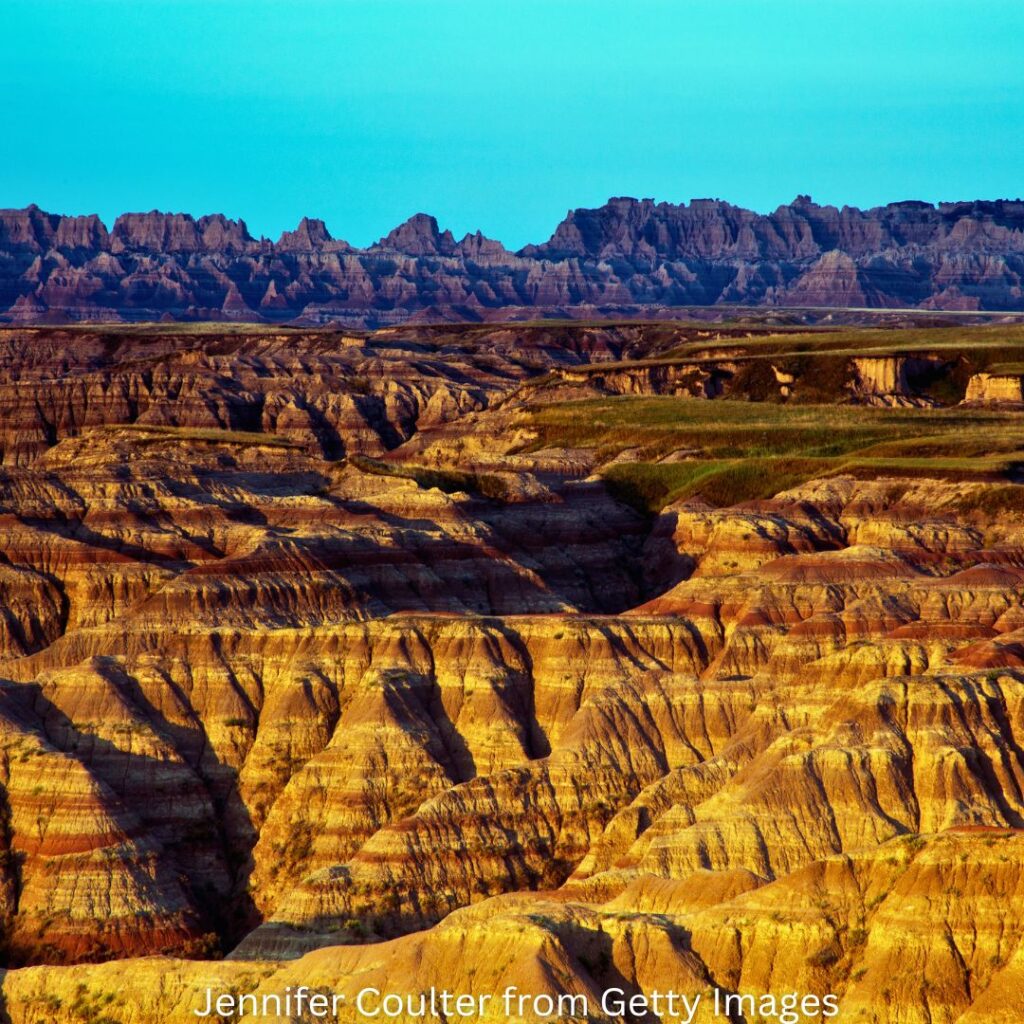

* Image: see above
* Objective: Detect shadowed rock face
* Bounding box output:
[3,196,1024,326]
[0,321,1023,1021]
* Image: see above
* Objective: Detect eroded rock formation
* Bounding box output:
[3,196,1024,325]
[0,320,1019,1021]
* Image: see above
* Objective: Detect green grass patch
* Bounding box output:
[602,457,831,512]
[105,424,297,448]
[837,455,1021,479]
[520,396,1024,463]
[520,394,1024,512]
[853,429,1024,460]
[602,452,1022,513]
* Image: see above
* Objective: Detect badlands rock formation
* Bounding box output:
[3,196,1024,325]
[0,318,1020,1021]
[964,372,1024,405]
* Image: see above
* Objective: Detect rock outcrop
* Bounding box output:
[964,371,1024,405]
[3,196,1024,325]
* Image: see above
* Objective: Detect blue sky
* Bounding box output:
[2,0,1022,248]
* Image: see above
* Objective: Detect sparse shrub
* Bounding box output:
[806,944,841,968]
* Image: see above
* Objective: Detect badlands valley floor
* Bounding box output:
[0,316,1022,1021]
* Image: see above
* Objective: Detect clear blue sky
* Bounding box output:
[2,0,1022,249]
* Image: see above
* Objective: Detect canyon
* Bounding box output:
[0,316,1020,1021]
[2,197,1024,326]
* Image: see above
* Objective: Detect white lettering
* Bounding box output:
[194,988,213,1018]
[358,987,382,1016]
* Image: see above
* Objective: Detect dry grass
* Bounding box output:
[520,396,1024,461]
[603,453,1023,513]
[104,424,297,448]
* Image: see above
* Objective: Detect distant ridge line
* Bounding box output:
[2,196,1023,326]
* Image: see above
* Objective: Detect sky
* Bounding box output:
[1,0,1022,250]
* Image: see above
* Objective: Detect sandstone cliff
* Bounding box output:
[963,371,1024,405]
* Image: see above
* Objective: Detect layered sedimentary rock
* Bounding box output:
[0,322,648,467]
[0,321,1020,1021]
[3,196,1024,325]
[964,371,1024,405]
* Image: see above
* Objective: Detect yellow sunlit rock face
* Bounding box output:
[0,317,1023,1022]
